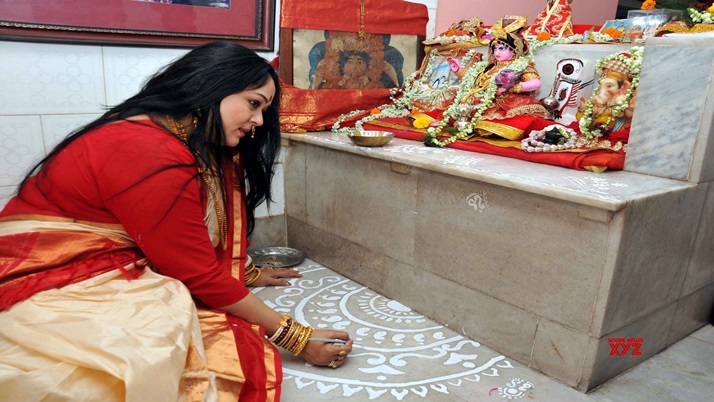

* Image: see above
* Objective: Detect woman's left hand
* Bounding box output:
[252,267,302,287]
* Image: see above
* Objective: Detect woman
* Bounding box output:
[0,41,352,402]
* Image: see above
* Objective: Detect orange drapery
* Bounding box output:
[280,0,428,36]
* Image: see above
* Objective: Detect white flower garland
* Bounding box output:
[578,46,644,139]
[689,7,714,24]
[521,124,577,152]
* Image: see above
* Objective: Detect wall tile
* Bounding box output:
[683,182,714,295]
[103,46,188,107]
[667,284,714,345]
[255,162,285,218]
[415,170,609,333]
[531,318,590,387]
[283,141,307,222]
[0,42,105,115]
[597,185,707,334]
[0,116,44,187]
[304,146,418,265]
[580,303,676,392]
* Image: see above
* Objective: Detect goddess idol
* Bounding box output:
[422,16,550,146]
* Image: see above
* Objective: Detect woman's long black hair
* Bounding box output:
[18,41,281,236]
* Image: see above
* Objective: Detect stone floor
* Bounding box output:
[252,259,714,402]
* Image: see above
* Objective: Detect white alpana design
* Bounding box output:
[253,261,522,401]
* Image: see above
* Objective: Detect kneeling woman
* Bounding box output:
[0,41,351,402]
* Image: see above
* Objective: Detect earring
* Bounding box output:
[251,127,256,139]
[193,109,201,127]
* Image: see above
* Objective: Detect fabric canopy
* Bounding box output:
[280,0,429,36]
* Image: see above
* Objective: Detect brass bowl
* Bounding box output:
[347,131,394,147]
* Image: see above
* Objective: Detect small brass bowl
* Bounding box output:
[347,131,394,147]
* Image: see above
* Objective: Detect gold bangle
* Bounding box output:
[291,326,313,356]
[244,264,262,286]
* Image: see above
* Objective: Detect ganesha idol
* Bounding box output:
[575,57,636,137]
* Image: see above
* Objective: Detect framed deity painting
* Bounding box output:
[0,0,275,50]
[280,28,424,89]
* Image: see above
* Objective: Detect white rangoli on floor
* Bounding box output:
[255,263,524,400]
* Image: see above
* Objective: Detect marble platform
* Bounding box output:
[280,132,714,392]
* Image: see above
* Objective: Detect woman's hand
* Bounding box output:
[299,329,353,368]
[252,267,302,287]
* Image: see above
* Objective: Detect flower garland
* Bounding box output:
[578,46,644,140]
[423,56,532,147]
[331,32,619,142]
[521,124,578,152]
[689,6,714,23]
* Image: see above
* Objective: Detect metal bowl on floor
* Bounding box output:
[347,131,394,147]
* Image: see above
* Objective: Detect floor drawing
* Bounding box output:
[253,260,534,401]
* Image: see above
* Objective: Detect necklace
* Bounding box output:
[164,115,228,250]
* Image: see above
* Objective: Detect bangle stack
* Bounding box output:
[268,314,314,356]
[244,264,262,285]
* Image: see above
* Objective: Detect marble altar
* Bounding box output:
[280,39,714,392]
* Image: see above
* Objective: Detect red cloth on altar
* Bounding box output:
[280,80,387,132]
[363,117,625,171]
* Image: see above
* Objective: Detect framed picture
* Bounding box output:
[280,28,424,89]
[0,0,275,50]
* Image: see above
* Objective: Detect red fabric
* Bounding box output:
[574,24,601,34]
[280,80,389,132]
[0,120,248,309]
[280,0,428,36]
[228,315,283,402]
[364,117,625,171]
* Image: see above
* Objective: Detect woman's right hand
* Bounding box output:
[299,329,353,369]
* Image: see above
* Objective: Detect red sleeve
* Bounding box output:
[90,122,249,308]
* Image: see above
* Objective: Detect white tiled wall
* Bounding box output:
[0,0,438,214]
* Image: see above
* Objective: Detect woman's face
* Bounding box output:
[493,43,514,62]
[219,78,275,147]
[344,54,368,77]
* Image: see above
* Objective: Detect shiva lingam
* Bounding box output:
[543,126,564,144]
[453,104,474,131]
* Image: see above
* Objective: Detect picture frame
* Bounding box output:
[0,0,275,50]
[280,28,425,89]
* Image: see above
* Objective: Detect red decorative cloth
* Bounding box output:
[280,0,428,36]
[364,117,625,171]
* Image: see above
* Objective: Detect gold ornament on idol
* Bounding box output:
[165,115,228,250]
[251,126,256,139]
